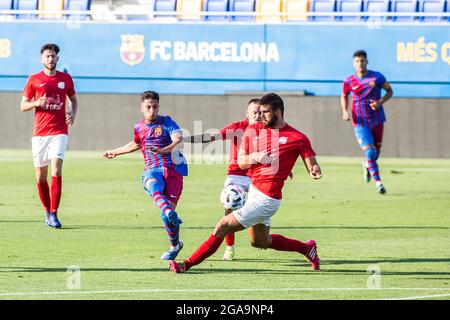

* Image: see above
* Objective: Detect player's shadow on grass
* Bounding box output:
[315,269,450,277]
[61,225,217,230]
[41,225,450,231]
[0,220,42,223]
[271,226,450,230]
[0,267,169,273]
[322,258,450,265]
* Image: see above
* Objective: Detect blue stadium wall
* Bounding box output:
[0,21,449,97]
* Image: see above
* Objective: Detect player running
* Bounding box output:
[185,99,261,261]
[341,49,393,194]
[169,93,322,273]
[103,91,187,260]
[20,43,78,229]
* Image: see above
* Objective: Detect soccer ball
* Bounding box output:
[220,185,247,210]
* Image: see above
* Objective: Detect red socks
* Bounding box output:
[182,234,308,271]
[50,176,62,213]
[184,234,224,270]
[269,234,308,255]
[225,233,235,247]
[37,181,51,213]
[38,177,62,214]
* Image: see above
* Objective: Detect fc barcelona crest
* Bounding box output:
[154,126,163,137]
[120,34,145,66]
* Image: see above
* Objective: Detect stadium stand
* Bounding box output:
[419,0,446,21]
[153,0,177,20]
[116,0,152,20]
[39,0,65,19]
[363,0,390,21]
[177,0,203,20]
[0,0,14,20]
[1,0,448,22]
[89,0,118,20]
[282,0,309,21]
[391,0,419,21]
[230,0,255,20]
[310,0,336,20]
[448,0,450,21]
[0,0,13,9]
[204,0,229,21]
[14,0,38,19]
[336,0,363,20]
[65,0,91,20]
[255,0,282,22]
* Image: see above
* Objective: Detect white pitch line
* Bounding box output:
[380,293,450,300]
[0,287,449,297]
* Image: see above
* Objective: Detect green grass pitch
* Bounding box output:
[0,150,449,300]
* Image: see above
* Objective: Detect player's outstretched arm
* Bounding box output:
[102,141,139,159]
[303,156,322,180]
[184,132,222,143]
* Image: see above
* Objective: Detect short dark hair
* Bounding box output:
[353,49,367,59]
[259,93,284,117]
[40,43,60,55]
[248,98,260,105]
[140,91,159,102]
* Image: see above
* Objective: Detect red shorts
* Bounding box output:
[372,124,384,149]
[142,167,184,205]
[163,167,183,205]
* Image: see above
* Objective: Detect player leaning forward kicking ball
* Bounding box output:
[170,93,322,273]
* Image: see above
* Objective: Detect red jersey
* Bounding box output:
[242,122,316,200]
[219,119,249,177]
[23,71,75,136]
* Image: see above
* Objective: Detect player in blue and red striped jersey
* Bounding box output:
[341,50,393,194]
[103,91,187,260]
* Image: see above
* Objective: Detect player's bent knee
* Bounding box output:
[145,179,159,193]
[36,176,47,184]
[146,178,158,186]
[213,218,231,238]
[250,239,270,249]
[365,147,378,161]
